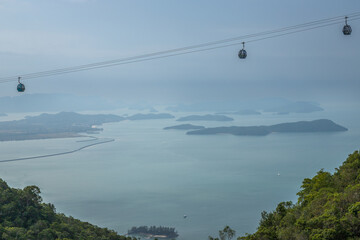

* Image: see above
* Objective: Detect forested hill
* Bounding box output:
[239,151,360,240]
[188,119,347,136]
[0,179,134,240]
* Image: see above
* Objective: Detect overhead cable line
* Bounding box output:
[247,16,360,43]
[16,17,359,79]
[1,12,359,84]
[2,13,359,82]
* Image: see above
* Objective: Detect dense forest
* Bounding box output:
[210,151,360,240]
[0,179,135,240]
[235,150,360,240]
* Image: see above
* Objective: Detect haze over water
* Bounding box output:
[0,106,359,239]
[0,1,359,239]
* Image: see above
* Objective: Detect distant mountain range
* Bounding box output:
[0,94,323,117]
[215,109,261,115]
[176,114,233,122]
[126,113,174,120]
[186,119,347,136]
[167,98,324,114]
[164,124,205,130]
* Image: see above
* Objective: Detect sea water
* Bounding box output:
[0,107,359,239]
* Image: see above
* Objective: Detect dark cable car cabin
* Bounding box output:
[238,42,247,59]
[17,77,25,92]
[343,16,352,35]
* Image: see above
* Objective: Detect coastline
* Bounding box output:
[0,137,114,163]
[0,132,83,142]
[129,234,173,239]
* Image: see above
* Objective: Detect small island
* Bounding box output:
[187,119,347,136]
[176,114,233,122]
[164,124,205,130]
[128,226,179,239]
[0,113,6,117]
[0,112,125,141]
[126,113,175,120]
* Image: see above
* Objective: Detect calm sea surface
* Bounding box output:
[0,106,359,239]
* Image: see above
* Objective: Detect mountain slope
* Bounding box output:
[0,179,134,240]
[239,151,360,240]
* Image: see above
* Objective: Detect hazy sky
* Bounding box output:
[0,0,359,104]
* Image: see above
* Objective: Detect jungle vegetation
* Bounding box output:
[0,178,134,240]
[211,151,360,240]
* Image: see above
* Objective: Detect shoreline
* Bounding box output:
[129,234,175,239]
[0,132,103,142]
[0,138,114,163]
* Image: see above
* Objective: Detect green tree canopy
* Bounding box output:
[0,178,135,240]
[239,150,360,240]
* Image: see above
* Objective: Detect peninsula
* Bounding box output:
[0,112,125,141]
[187,119,347,136]
[177,114,233,122]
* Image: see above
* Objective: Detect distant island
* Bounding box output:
[128,226,179,239]
[0,112,124,141]
[166,99,324,114]
[187,119,347,136]
[164,124,205,130]
[177,114,233,122]
[128,105,158,113]
[215,109,261,115]
[126,113,175,120]
[0,113,6,117]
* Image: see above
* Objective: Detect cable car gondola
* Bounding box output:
[17,77,25,92]
[238,42,247,59]
[342,16,352,35]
